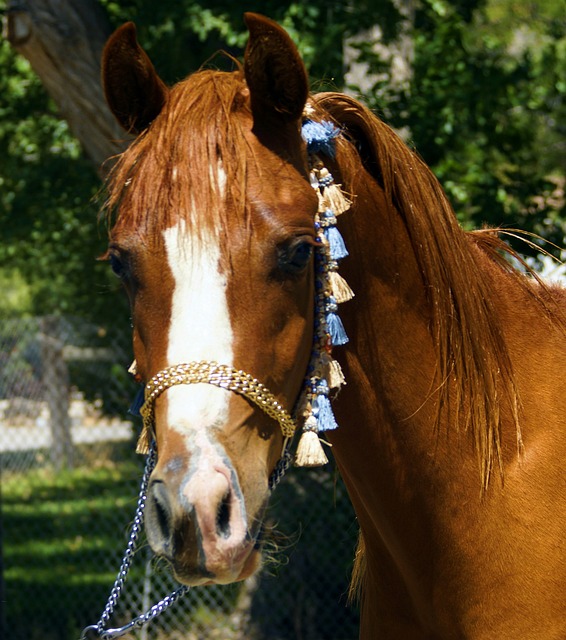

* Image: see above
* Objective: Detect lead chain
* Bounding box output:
[79,443,189,640]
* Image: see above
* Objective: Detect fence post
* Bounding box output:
[40,317,74,470]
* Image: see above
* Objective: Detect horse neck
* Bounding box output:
[326,167,444,624]
[324,150,566,637]
[326,150,497,538]
[325,150,513,493]
[330,161,444,485]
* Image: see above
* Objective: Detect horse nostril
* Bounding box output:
[147,480,173,552]
[154,495,170,540]
[216,491,232,539]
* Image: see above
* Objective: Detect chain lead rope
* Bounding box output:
[80,432,291,640]
[79,442,189,640]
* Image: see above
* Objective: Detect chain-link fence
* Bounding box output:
[1,317,359,640]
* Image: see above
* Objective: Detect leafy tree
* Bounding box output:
[1,0,564,324]
[353,0,565,254]
[0,21,116,321]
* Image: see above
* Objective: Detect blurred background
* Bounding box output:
[1,1,564,638]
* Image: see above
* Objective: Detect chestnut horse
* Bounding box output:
[101,13,566,639]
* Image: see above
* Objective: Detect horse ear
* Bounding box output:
[243,13,309,123]
[101,22,168,135]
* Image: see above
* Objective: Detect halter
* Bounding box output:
[137,361,297,491]
[137,361,296,449]
[80,115,352,639]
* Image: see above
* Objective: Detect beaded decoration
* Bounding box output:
[294,117,353,467]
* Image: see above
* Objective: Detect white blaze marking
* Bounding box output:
[163,217,233,433]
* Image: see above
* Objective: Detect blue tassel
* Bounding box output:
[312,390,339,432]
[129,387,145,417]
[326,311,349,345]
[326,297,349,345]
[301,120,339,157]
[325,226,349,260]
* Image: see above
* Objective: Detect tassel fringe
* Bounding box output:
[322,183,351,215]
[326,309,349,346]
[313,391,339,431]
[329,270,355,303]
[293,118,355,468]
[136,427,150,455]
[325,225,349,260]
[295,429,329,467]
[320,352,346,389]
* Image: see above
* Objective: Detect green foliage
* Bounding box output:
[0,15,124,322]
[0,269,32,314]
[1,0,564,325]
[99,0,403,88]
[354,0,565,254]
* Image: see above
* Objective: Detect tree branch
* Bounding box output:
[4,0,132,173]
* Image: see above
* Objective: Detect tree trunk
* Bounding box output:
[344,0,415,139]
[4,0,131,172]
[40,316,74,471]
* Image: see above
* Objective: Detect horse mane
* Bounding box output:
[105,66,252,240]
[313,91,532,489]
[311,92,566,606]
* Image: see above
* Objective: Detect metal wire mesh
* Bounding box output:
[1,317,359,640]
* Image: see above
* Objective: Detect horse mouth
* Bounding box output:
[146,493,266,587]
[170,541,263,586]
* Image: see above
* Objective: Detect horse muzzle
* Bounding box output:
[145,448,264,585]
[139,362,297,584]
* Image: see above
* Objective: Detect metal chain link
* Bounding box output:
[268,443,293,492]
[79,442,190,640]
[99,442,157,630]
[93,584,190,640]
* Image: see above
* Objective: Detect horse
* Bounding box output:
[101,13,566,639]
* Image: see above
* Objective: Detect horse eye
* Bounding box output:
[109,253,125,279]
[278,239,314,275]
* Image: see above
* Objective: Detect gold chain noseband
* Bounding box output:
[138,361,297,452]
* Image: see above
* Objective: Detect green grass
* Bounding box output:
[3,458,145,640]
[3,455,360,639]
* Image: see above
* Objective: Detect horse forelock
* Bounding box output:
[105,67,252,242]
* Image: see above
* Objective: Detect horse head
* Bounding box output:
[102,14,320,585]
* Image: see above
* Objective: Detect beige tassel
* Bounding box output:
[296,395,312,421]
[320,352,346,390]
[316,189,327,213]
[322,183,351,215]
[329,271,355,303]
[136,426,151,455]
[294,417,329,467]
[128,360,138,376]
